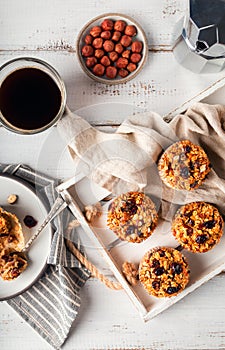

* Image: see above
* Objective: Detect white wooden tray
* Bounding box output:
[57,78,225,322]
[164,76,225,122]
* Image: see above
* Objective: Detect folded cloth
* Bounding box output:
[58,107,177,194]
[58,103,225,219]
[0,164,90,350]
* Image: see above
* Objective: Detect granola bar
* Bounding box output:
[172,201,224,253]
[158,140,211,190]
[139,247,190,298]
[107,192,158,243]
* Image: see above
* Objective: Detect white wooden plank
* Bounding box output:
[0,0,188,51]
[0,50,224,179]
[1,274,225,350]
[1,51,224,122]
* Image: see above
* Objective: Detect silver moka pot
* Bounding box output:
[173,0,225,73]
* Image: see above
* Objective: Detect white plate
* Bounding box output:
[0,175,52,300]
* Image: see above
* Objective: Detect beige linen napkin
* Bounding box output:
[58,107,177,193]
[57,103,225,219]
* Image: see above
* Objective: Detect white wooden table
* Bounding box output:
[1,1,225,349]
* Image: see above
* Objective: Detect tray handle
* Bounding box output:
[65,220,123,290]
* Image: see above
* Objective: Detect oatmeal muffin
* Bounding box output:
[139,247,189,297]
[107,191,158,243]
[0,207,25,252]
[172,201,224,253]
[0,248,27,281]
[158,140,211,190]
[0,212,12,234]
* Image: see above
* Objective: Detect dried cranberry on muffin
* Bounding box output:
[172,201,224,253]
[107,192,158,243]
[158,140,211,191]
[139,247,190,297]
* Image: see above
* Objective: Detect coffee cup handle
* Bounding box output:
[54,105,74,126]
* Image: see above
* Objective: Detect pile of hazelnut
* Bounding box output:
[81,18,143,80]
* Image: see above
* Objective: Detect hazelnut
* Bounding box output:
[101,31,111,39]
[130,53,142,63]
[86,57,97,68]
[82,45,94,57]
[124,25,137,36]
[109,51,119,62]
[114,20,126,32]
[106,66,117,79]
[94,49,104,59]
[92,37,103,49]
[84,34,93,45]
[84,203,102,222]
[116,57,128,69]
[131,41,143,53]
[101,19,114,31]
[103,40,114,52]
[100,55,110,66]
[115,43,124,54]
[90,26,102,37]
[112,31,121,42]
[118,68,129,78]
[122,50,130,59]
[127,62,137,72]
[120,35,132,47]
[7,194,18,204]
[93,63,105,76]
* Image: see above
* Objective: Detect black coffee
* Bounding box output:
[0,67,62,130]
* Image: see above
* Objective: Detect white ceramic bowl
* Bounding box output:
[76,13,148,84]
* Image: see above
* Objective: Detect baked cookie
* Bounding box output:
[158,140,211,190]
[172,201,224,253]
[139,247,190,298]
[0,248,27,281]
[0,207,25,252]
[107,191,158,243]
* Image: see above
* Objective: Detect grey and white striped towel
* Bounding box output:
[0,163,90,349]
